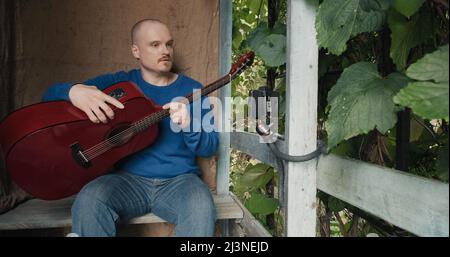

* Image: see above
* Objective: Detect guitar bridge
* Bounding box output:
[70,142,91,168]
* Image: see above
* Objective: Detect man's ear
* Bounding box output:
[131,44,140,60]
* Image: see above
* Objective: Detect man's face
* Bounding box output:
[132,22,174,74]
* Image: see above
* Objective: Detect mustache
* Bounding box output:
[158,55,171,62]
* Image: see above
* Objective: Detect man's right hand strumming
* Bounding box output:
[68,84,124,124]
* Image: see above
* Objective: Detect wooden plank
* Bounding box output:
[0,194,243,230]
[217,0,233,237]
[317,154,449,237]
[231,131,449,236]
[285,0,319,236]
[216,0,232,196]
[230,131,283,171]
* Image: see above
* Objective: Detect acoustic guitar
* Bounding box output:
[0,52,254,200]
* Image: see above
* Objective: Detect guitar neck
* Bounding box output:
[185,73,233,104]
[82,52,254,160]
[132,51,254,132]
[132,73,234,131]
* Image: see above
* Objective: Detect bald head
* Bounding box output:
[130,18,174,74]
[131,19,169,45]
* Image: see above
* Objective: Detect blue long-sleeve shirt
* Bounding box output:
[42,69,219,178]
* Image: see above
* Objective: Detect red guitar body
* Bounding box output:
[0,82,160,200]
[0,51,255,201]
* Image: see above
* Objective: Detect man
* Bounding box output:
[42,19,219,237]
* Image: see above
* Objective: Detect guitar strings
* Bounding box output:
[81,66,244,161]
[82,67,247,160]
[82,85,206,159]
[82,79,223,160]
[83,110,169,159]
[82,77,219,158]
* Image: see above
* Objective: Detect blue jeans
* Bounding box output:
[71,172,216,237]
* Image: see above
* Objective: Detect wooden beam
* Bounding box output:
[217,0,232,196]
[217,0,233,237]
[231,131,283,171]
[230,131,449,236]
[285,0,319,236]
[317,154,449,237]
[0,194,243,230]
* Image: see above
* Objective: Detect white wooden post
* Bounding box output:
[285,0,319,237]
[217,0,232,237]
[217,0,232,196]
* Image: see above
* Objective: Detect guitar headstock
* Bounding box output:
[228,51,255,78]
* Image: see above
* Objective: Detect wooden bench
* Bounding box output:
[0,194,243,231]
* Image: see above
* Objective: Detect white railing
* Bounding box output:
[231,131,449,237]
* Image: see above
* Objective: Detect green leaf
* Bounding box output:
[247,22,286,45]
[245,193,279,215]
[255,34,286,67]
[248,22,287,67]
[330,139,359,158]
[406,45,449,83]
[357,0,392,34]
[316,0,391,55]
[232,25,243,50]
[392,0,425,18]
[271,22,287,35]
[361,0,393,10]
[388,8,434,70]
[326,62,409,149]
[248,0,263,15]
[232,179,250,196]
[240,163,274,188]
[394,82,449,121]
[393,45,449,121]
[436,142,449,182]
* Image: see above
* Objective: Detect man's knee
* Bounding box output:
[184,183,217,220]
[174,180,217,236]
[71,178,113,215]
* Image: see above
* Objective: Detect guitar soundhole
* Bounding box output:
[106,124,133,147]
